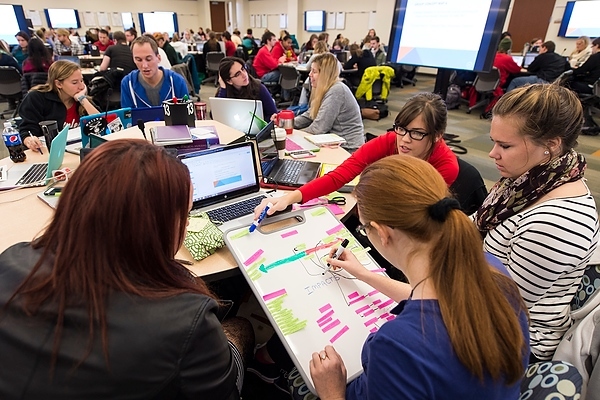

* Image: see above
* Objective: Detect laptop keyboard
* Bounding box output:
[15,163,48,186]
[272,160,304,185]
[205,195,267,223]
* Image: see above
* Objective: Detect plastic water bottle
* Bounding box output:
[2,122,26,163]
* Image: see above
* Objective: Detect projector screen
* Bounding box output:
[122,12,134,30]
[45,8,81,29]
[140,12,178,36]
[387,0,510,72]
[558,1,600,38]
[0,5,28,45]
[304,11,326,32]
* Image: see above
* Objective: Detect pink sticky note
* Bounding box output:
[281,230,298,238]
[379,299,394,309]
[244,249,264,266]
[372,299,382,305]
[386,315,396,321]
[369,268,387,273]
[330,325,349,343]
[326,223,344,236]
[262,288,287,301]
[317,309,335,323]
[322,319,341,333]
[348,291,360,299]
[355,304,371,314]
[364,317,378,327]
[370,327,378,333]
[348,295,366,305]
[319,303,332,313]
[367,289,379,297]
[327,204,345,215]
[363,309,375,317]
[317,316,333,327]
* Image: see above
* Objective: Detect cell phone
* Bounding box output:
[289,150,315,159]
[43,187,62,196]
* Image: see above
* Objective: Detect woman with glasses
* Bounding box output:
[217,56,278,119]
[474,84,599,362]
[255,92,458,218]
[309,155,529,399]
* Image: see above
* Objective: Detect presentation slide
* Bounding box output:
[559,1,600,38]
[0,5,22,45]
[305,11,325,32]
[46,8,80,29]
[142,12,177,36]
[122,13,134,30]
[387,0,510,72]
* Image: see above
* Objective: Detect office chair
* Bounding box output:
[276,64,301,107]
[203,51,224,86]
[449,157,488,216]
[0,66,23,119]
[466,68,500,114]
[579,79,600,135]
[20,72,48,97]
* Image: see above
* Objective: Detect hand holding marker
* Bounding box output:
[249,202,272,233]
[323,239,349,274]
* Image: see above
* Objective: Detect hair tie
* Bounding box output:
[428,198,461,222]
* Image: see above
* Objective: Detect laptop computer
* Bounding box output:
[252,122,321,188]
[512,55,524,67]
[66,108,133,154]
[0,125,69,190]
[131,106,165,123]
[209,97,264,135]
[523,52,539,68]
[180,141,271,232]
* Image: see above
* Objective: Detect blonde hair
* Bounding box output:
[56,28,69,37]
[309,53,340,120]
[32,60,86,114]
[313,41,328,54]
[355,155,527,384]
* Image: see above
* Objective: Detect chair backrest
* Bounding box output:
[171,63,195,96]
[278,65,300,90]
[20,72,48,97]
[206,52,225,72]
[593,79,600,98]
[0,66,23,97]
[473,67,500,93]
[245,57,258,79]
[449,157,488,215]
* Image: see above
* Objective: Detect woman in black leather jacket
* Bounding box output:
[0,140,252,399]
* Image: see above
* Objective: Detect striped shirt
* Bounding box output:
[483,191,599,360]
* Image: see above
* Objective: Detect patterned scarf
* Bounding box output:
[474,149,587,235]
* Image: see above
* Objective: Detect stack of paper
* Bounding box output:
[151,125,193,146]
[305,133,346,147]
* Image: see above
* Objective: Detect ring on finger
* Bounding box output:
[319,352,327,361]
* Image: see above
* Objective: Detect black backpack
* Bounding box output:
[445,84,461,110]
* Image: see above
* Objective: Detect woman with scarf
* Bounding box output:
[473,83,599,363]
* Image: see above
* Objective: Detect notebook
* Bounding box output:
[151,125,193,146]
[179,141,271,232]
[131,106,164,123]
[252,122,321,188]
[0,126,69,191]
[209,97,264,135]
[304,133,346,147]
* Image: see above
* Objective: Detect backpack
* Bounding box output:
[445,84,461,110]
[359,101,389,121]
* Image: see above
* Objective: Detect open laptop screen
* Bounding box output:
[523,52,539,68]
[180,142,260,207]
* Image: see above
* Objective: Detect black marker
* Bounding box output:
[323,239,349,274]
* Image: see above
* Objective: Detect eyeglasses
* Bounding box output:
[393,124,429,141]
[355,222,371,237]
[230,67,246,79]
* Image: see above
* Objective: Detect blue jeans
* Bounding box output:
[506,75,546,92]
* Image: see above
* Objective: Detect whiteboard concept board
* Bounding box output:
[225,207,396,394]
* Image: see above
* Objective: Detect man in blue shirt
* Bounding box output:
[121,36,188,109]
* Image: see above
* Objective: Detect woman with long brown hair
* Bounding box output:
[310,155,529,399]
[0,140,252,398]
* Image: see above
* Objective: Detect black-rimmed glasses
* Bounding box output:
[230,66,247,79]
[393,124,429,141]
[355,222,371,237]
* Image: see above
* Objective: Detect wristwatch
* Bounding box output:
[77,94,86,103]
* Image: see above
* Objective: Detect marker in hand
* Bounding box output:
[249,202,272,233]
[323,239,349,274]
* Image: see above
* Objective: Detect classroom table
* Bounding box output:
[0,120,355,281]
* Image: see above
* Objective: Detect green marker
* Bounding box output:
[183,94,189,102]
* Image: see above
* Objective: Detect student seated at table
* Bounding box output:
[291,53,364,152]
[0,39,20,72]
[308,155,529,399]
[474,83,599,362]
[254,31,287,84]
[99,31,136,74]
[217,57,277,118]
[298,41,342,106]
[271,35,298,63]
[22,37,53,73]
[154,32,181,66]
[506,41,568,92]
[120,36,188,109]
[0,140,253,399]
[344,43,376,88]
[19,60,100,151]
[258,92,458,217]
[203,32,221,55]
[221,31,237,57]
[94,28,114,53]
[54,28,84,56]
[12,31,30,67]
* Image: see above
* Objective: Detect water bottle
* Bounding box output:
[2,122,26,163]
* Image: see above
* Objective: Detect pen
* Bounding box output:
[182,94,189,102]
[29,132,43,155]
[249,202,272,233]
[172,97,178,104]
[323,239,350,274]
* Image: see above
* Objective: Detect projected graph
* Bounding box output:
[214,175,242,187]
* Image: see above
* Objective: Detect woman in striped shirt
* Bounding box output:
[474,84,600,362]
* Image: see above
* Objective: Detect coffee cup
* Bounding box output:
[39,120,59,152]
[274,128,287,158]
[275,110,295,134]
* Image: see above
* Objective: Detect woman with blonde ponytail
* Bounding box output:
[310,155,529,400]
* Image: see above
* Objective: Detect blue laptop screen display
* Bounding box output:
[181,145,258,203]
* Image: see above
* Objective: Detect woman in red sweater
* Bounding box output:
[254,92,459,216]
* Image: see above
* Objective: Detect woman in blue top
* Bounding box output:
[311,155,530,400]
[12,31,30,67]
[217,57,278,118]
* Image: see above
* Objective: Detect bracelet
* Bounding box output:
[77,94,86,103]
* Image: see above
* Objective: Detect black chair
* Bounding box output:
[466,67,500,114]
[0,66,23,119]
[579,79,600,135]
[203,51,224,86]
[277,64,301,107]
[400,65,418,87]
[449,157,488,216]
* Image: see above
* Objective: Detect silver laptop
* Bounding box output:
[512,55,524,67]
[523,52,539,68]
[209,97,264,135]
[180,141,271,232]
[0,126,69,191]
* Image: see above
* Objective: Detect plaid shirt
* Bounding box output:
[54,39,84,56]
